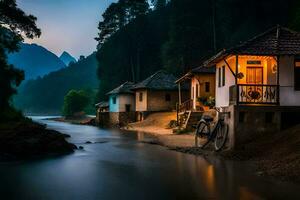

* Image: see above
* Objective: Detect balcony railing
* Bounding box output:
[178,99,193,113]
[230,84,279,105]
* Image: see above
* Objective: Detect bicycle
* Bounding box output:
[195,108,229,151]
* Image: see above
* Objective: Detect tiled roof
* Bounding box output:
[205,25,300,66]
[191,65,216,74]
[132,70,179,91]
[95,101,109,108]
[107,82,135,95]
[176,65,215,83]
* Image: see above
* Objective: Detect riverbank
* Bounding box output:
[0,119,77,161]
[50,116,95,126]
[125,112,300,184]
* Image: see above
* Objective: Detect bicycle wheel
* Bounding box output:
[195,121,210,148]
[214,122,228,151]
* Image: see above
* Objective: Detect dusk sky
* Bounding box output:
[17,0,116,59]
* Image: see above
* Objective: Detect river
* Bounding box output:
[0,117,299,200]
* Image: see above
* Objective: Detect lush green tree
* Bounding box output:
[96,6,169,101]
[96,0,149,46]
[0,0,40,112]
[95,0,300,101]
[63,90,90,117]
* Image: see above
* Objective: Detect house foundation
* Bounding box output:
[223,105,300,149]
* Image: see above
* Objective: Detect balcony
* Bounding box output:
[230,84,279,105]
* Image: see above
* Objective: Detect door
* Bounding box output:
[125,104,131,112]
[246,67,263,101]
[247,67,263,84]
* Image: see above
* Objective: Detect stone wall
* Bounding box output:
[96,112,110,127]
[147,90,189,112]
[109,112,136,127]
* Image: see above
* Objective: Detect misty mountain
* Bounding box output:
[8,43,66,80]
[59,51,77,66]
[14,53,98,114]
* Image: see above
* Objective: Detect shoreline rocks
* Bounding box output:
[0,121,77,161]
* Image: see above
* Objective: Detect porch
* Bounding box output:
[216,55,280,106]
[229,84,279,105]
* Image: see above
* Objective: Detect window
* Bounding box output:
[218,66,225,87]
[165,93,171,101]
[112,97,116,104]
[222,65,225,86]
[196,84,199,98]
[218,68,221,87]
[139,92,143,102]
[205,82,210,92]
[295,61,300,91]
[247,60,261,65]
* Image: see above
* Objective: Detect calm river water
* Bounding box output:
[0,117,299,200]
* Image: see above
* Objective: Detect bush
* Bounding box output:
[198,96,215,108]
[0,106,25,123]
[63,90,90,117]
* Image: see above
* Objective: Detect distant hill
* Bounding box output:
[14,53,99,114]
[59,51,77,66]
[8,43,66,80]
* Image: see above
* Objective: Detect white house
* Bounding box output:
[205,25,300,149]
[107,82,136,125]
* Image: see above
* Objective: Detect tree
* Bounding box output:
[0,0,41,112]
[96,0,149,46]
[63,90,90,117]
[151,0,168,9]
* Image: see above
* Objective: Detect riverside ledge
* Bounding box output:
[0,120,77,161]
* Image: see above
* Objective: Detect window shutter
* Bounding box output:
[222,65,226,86]
[218,68,221,87]
[295,61,300,91]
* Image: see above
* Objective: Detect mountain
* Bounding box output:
[14,53,98,114]
[8,43,66,80]
[59,51,77,66]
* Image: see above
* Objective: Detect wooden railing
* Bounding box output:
[178,99,193,113]
[230,84,279,105]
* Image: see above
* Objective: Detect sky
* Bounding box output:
[17,0,116,59]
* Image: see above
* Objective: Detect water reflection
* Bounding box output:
[0,117,298,200]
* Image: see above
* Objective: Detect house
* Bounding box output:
[131,70,189,121]
[95,101,109,126]
[95,101,109,113]
[175,66,216,129]
[205,25,300,149]
[107,82,136,126]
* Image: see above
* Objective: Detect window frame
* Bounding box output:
[222,65,225,86]
[205,82,210,93]
[112,96,117,104]
[139,92,143,102]
[218,67,221,87]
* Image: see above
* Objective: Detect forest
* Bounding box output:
[96,0,300,101]
[14,53,98,114]
[5,0,300,114]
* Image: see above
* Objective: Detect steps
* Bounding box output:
[178,111,203,130]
